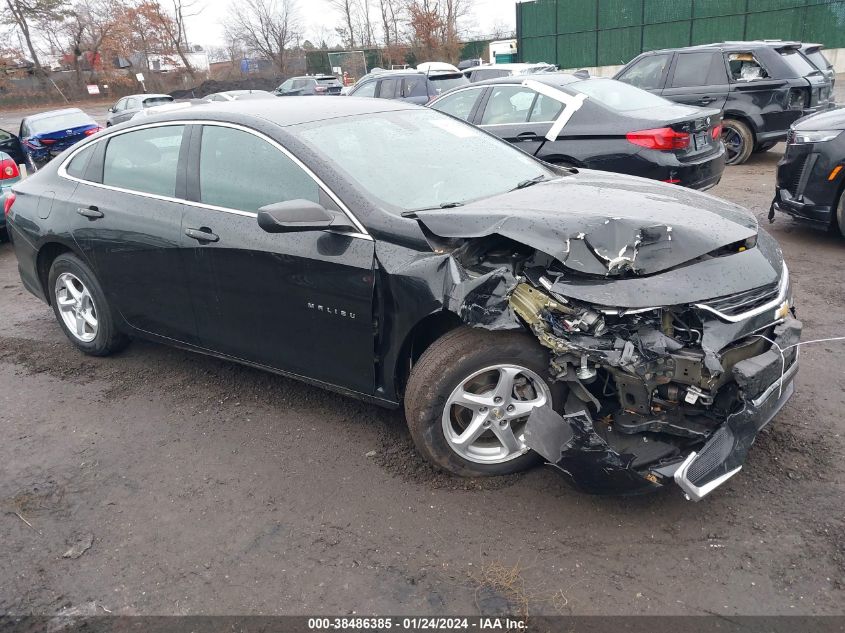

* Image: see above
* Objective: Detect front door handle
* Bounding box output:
[185,227,219,243]
[697,97,715,105]
[517,132,538,138]
[76,206,103,219]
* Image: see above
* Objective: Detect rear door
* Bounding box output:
[661,51,729,110]
[66,123,197,344]
[180,123,377,392]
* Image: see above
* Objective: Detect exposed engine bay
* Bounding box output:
[411,175,802,499]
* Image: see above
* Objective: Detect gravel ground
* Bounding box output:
[1,115,844,618]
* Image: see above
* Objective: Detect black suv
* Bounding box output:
[615,41,834,165]
[346,69,468,104]
[275,75,343,96]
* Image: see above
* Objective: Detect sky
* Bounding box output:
[183,0,518,49]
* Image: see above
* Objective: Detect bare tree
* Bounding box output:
[3,0,67,78]
[327,0,356,48]
[226,0,298,74]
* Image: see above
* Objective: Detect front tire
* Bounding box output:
[722,119,754,165]
[48,253,129,356]
[404,327,564,477]
[836,189,845,239]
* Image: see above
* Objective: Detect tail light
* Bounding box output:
[314,86,327,93]
[0,157,19,180]
[84,127,102,136]
[626,127,690,150]
[3,191,15,217]
[788,87,809,110]
[40,138,57,145]
[711,123,723,140]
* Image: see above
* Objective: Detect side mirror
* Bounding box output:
[257,200,354,233]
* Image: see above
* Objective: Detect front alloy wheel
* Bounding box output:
[55,272,98,342]
[442,364,550,464]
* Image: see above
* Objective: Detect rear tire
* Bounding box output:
[404,327,565,477]
[722,119,754,165]
[48,253,129,356]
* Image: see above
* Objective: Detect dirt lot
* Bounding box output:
[1,136,845,617]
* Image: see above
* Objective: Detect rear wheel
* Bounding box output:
[48,253,129,356]
[404,327,565,477]
[722,119,754,165]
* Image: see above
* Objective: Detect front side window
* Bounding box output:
[351,80,376,98]
[618,54,670,90]
[113,99,126,111]
[480,86,536,125]
[199,125,319,212]
[431,88,483,121]
[378,78,400,99]
[103,125,184,197]
[278,80,293,92]
[296,109,553,213]
[671,52,727,87]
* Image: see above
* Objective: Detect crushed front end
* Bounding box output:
[510,272,800,500]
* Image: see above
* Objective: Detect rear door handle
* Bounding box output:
[517,132,539,138]
[185,227,219,243]
[76,206,103,219]
[697,97,715,105]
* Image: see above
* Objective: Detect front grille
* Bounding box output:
[687,426,735,485]
[789,154,809,195]
[701,283,781,318]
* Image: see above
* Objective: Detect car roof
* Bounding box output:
[291,75,336,80]
[24,107,86,122]
[467,72,584,88]
[119,93,171,99]
[465,62,554,72]
[641,40,803,55]
[122,95,419,128]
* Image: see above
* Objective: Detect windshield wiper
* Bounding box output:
[402,201,464,217]
[511,174,548,191]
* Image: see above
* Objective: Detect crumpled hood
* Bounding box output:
[414,170,758,277]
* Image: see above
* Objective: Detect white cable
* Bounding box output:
[751,335,845,400]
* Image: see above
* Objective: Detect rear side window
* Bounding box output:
[431,88,483,121]
[403,76,428,98]
[480,86,535,125]
[727,52,770,81]
[779,50,817,77]
[199,125,319,212]
[671,52,727,87]
[65,144,95,179]
[618,54,670,90]
[103,125,184,197]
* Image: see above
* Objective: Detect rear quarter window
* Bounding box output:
[65,144,96,179]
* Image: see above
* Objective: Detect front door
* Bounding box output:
[67,124,198,344]
[476,85,562,157]
[181,123,377,393]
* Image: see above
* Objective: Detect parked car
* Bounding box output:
[203,90,275,102]
[430,73,725,190]
[615,41,834,165]
[6,98,799,499]
[19,108,101,171]
[0,150,21,241]
[463,62,557,83]
[801,43,836,89]
[107,94,174,126]
[346,68,469,104]
[772,107,845,236]
[275,76,343,96]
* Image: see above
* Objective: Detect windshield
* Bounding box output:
[28,111,94,135]
[568,77,672,112]
[429,74,469,95]
[779,50,817,76]
[296,109,553,213]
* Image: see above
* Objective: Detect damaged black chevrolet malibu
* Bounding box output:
[5,98,801,500]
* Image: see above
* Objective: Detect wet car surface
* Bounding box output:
[5,97,799,501]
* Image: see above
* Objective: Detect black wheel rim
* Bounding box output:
[722,127,743,164]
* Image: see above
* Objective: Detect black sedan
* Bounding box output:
[5,98,799,500]
[772,107,845,235]
[429,73,725,190]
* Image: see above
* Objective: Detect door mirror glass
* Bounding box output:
[258,200,342,233]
